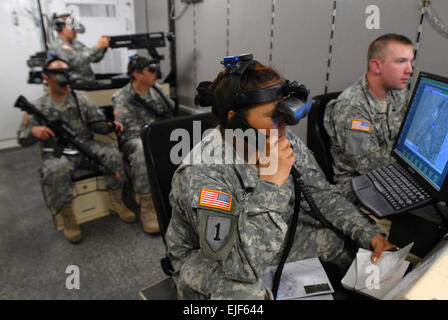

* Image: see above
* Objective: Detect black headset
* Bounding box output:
[196,53,312,126]
[51,13,85,33]
[127,55,161,79]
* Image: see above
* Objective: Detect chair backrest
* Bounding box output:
[141,112,217,238]
[306,92,341,184]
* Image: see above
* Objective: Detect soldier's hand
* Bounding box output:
[109,121,123,135]
[259,135,295,186]
[96,35,110,49]
[31,126,55,141]
[369,234,396,263]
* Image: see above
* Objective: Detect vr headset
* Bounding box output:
[196,53,312,127]
[127,55,161,79]
[52,13,85,34]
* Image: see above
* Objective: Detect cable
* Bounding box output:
[271,166,340,299]
[271,167,301,299]
[426,5,448,39]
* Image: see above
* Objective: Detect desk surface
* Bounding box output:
[384,235,448,300]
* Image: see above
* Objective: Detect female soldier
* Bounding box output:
[165,56,393,299]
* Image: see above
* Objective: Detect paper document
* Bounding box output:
[263,257,334,300]
[341,243,413,299]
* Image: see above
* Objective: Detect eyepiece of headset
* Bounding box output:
[199,53,312,125]
[52,12,85,33]
[127,55,160,77]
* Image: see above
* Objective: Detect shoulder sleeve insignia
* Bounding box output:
[350,119,371,133]
[199,188,232,212]
[199,209,238,260]
[22,113,30,125]
[113,109,123,119]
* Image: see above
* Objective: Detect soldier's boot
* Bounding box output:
[138,193,160,234]
[60,202,82,243]
[108,189,137,223]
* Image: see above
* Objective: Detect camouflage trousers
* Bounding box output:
[120,138,151,194]
[41,139,126,212]
[175,219,356,300]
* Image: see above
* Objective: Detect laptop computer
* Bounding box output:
[352,72,448,218]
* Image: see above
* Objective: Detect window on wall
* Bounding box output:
[65,3,116,17]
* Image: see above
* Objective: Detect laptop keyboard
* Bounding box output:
[366,162,431,211]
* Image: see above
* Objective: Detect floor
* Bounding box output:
[0,145,166,299]
[1,145,447,300]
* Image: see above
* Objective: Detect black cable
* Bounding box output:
[152,84,178,115]
[271,166,340,299]
[271,167,301,299]
[294,168,334,230]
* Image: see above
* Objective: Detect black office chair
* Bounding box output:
[306,92,341,184]
[141,112,217,239]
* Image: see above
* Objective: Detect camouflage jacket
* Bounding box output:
[165,127,381,299]
[47,37,106,83]
[323,76,409,193]
[112,82,175,144]
[17,90,110,152]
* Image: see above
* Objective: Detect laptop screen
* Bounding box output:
[394,73,448,191]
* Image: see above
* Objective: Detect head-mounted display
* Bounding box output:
[127,55,161,79]
[197,53,311,126]
[43,55,74,87]
[52,13,86,34]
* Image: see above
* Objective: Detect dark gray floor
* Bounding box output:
[0,145,166,299]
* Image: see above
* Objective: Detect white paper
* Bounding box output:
[263,257,334,300]
[354,243,413,290]
[341,243,414,299]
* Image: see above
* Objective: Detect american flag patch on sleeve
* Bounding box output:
[199,188,232,212]
[350,119,371,133]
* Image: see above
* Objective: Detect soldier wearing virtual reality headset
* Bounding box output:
[164,53,393,300]
[47,12,110,84]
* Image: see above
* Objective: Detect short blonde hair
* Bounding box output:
[367,33,413,70]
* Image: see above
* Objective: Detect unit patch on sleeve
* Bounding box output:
[350,119,371,133]
[199,188,232,212]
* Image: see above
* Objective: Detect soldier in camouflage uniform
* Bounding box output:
[17,57,136,243]
[47,13,109,84]
[324,34,414,201]
[112,56,175,234]
[165,61,393,300]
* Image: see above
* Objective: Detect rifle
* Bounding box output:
[14,95,120,179]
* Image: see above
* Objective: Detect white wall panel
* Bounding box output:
[134,0,171,81]
[272,0,334,141]
[228,0,271,63]
[174,0,195,106]
[329,0,420,92]
[194,0,226,87]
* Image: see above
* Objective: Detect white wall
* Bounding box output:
[136,0,448,143]
[43,0,136,74]
[0,0,45,149]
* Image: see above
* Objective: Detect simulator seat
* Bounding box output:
[40,166,112,230]
[306,92,341,184]
[138,112,216,299]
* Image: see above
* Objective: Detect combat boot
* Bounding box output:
[60,202,82,243]
[108,189,137,223]
[138,193,160,234]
